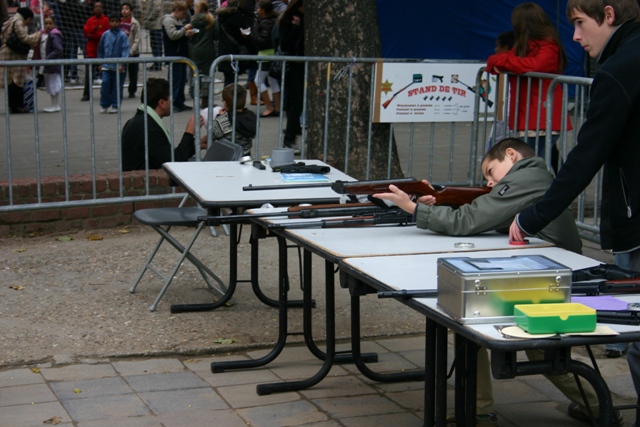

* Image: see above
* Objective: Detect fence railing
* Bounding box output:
[1,55,601,242]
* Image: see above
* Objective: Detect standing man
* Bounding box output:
[121,2,141,98]
[142,0,164,70]
[121,78,203,170]
[161,0,193,112]
[508,0,640,419]
[81,1,109,101]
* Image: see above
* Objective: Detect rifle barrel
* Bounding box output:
[243,182,335,191]
[378,289,438,298]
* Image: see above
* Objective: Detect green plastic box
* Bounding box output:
[514,303,596,334]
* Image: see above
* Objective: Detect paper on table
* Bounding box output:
[564,325,619,336]
[279,173,330,183]
[499,326,556,339]
[572,295,629,311]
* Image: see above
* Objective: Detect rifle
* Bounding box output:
[331,179,490,207]
[198,203,385,226]
[378,289,438,299]
[265,209,414,230]
[596,310,640,325]
[571,264,640,295]
[243,178,490,208]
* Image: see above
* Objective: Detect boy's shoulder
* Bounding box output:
[238,108,257,118]
[506,157,553,183]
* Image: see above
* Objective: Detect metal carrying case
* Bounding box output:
[437,255,572,324]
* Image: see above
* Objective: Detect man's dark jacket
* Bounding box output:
[121,109,195,171]
[518,22,640,252]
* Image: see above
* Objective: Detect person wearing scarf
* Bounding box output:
[121,78,204,171]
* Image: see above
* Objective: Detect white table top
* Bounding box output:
[250,207,552,262]
[341,249,640,339]
[163,160,354,208]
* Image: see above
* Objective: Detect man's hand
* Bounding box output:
[185,114,204,135]
[373,185,416,214]
[509,215,527,242]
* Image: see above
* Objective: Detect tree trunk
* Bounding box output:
[305,0,403,180]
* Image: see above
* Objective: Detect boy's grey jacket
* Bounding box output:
[415,157,582,254]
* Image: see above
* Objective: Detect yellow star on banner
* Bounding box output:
[380,79,393,94]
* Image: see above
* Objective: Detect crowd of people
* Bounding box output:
[0,0,304,150]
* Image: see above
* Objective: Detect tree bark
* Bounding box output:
[305,0,403,180]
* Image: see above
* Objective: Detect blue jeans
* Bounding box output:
[100,70,125,108]
[64,28,85,79]
[169,63,187,108]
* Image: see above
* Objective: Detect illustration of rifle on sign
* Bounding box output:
[451,75,494,108]
[202,179,491,229]
[382,74,423,109]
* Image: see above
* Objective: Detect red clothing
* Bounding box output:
[83,14,109,58]
[486,39,572,133]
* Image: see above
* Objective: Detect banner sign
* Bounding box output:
[373,62,494,123]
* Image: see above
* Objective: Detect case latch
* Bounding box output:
[474,279,487,295]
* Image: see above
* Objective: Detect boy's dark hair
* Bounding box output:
[121,2,133,10]
[483,138,535,163]
[142,78,170,109]
[258,0,274,14]
[222,84,247,110]
[109,12,121,20]
[567,0,640,25]
[496,30,515,50]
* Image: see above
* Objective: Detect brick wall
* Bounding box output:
[0,170,187,237]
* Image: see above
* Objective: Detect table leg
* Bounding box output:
[211,233,291,373]
[425,318,436,427]
[256,258,337,395]
[350,292,422,381]
[453,334,466,427]
[464,338,478,427]
[435,323,448,426]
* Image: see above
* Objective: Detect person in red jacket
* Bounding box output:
[81,1,109,101]
[486,2,572,174]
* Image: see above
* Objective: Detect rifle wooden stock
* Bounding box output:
[331,179,490,207]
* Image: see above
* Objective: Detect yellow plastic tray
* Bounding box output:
[514,303,596,334]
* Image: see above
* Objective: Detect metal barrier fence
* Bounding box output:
[1,55,488,209]
[1,55,602,243]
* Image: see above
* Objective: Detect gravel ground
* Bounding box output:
[0,225,425,367]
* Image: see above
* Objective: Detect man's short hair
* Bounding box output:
[141,78,170,109]
[483,138,535,163]
[222,84,247,110]
[172,0,188,12]
[109,12,121,20]
[121,2,133,10]
[567,0,640,25]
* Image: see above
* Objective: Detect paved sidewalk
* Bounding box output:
[0,334,636,427]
